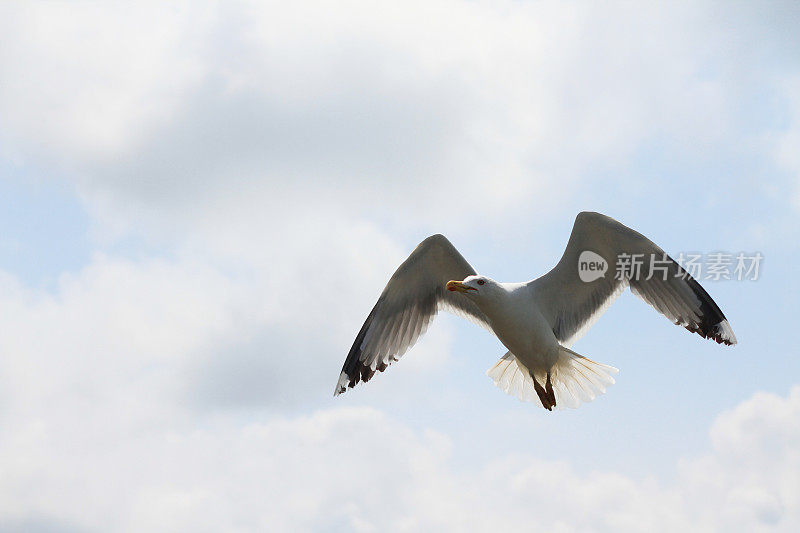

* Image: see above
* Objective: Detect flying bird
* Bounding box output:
[334,212,736,410]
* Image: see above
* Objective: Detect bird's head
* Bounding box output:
[445,275,497,299]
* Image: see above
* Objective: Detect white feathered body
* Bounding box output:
[472,283,559,375]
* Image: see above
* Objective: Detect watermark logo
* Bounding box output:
[577,250,763,283]
[578,251,608,282]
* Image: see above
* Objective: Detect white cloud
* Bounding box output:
[770,77,800,209]
[0,2,210,160]
[675,387,800,530]
[1,2,800,531]
[1,250,797,532]
[5,0,796,246]
[0,215,457,414]
[1,351,799,533]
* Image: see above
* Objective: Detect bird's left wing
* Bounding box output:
[529,212,737,347]
[335,234,491,395]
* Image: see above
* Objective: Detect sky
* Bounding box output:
[0,1,799,531]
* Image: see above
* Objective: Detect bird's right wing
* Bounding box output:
[334,234,492,396]
[529,212,737,347]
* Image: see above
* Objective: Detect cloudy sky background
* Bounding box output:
[0,1,799,531]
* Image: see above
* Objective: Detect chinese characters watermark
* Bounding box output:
[577,251,763,283]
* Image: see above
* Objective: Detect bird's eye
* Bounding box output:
[477,279,485,286]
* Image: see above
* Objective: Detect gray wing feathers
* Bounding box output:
[335,234,491,395]
[530,212,737,347]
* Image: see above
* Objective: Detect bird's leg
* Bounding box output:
[531,373,554,411]
[545,371,556,409]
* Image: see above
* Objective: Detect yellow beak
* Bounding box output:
[446,280,476,293]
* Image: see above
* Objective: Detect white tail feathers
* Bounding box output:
[486,348,618,409]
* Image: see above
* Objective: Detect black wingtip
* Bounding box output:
[333,356,396,397]
[683,320,737,346]
[681,276,737,346]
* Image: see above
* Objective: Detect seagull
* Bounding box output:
[334,212,736,410]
